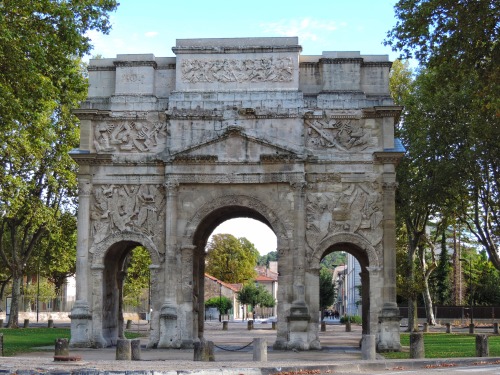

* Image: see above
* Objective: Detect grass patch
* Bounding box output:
[0,328,70,357]
[383,333,500,359]
[0,328,144,357]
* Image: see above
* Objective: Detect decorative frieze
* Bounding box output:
[306,182,383,251]
[89,184,165,246]
[305,118,373,151]
[93,120,167,153]
[181,57,294,83]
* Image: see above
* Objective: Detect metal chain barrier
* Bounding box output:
[213,341,253,352]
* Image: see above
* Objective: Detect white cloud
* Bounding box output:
[145,31,159,38]
[260,17,343,41]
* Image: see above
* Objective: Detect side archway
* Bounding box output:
[307,232,381,338]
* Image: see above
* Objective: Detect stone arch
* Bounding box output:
[184,193,292,249]
[308,232,380,270]
[90,231,162,268]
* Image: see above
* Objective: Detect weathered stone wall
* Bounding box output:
[70,37,402,351]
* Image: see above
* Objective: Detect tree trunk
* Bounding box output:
[407,297,418,332]
[422,275,436,325]
[7,272,22,328]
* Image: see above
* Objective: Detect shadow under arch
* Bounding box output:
[183,193,290,339]
[310,232,380,336]
[90,232,161,347]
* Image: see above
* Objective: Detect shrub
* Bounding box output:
[340,315,362,324]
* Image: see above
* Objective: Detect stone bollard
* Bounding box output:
[494,322,499,334]
[476,334,489,357]
[361,334,376,360]
[271,321,276,330]
[423,323,429,332]
[0,333,3,357]
[23,319,29,328]
[116,339,132,360]
[469,323,475,334]
[48,319,54,328]
[345,320,352,332]
[253,338,267,362]
[247,320,254,330]
[126,319,132,329]
[321,321,326,332]
[410,332,425,359]
[0,319,3,328]
[193,339,215,362]
[131,339,141,361]
[54,338,69,357]
[446,322,452,333]
[222,320,228,331]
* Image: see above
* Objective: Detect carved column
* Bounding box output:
[90,266,107,348]
[286,181,311,350]
[158,179,181,348]
[69,179,92,348]
[377,178,401,351]
[147,265,162,348]
[180,245,196,348]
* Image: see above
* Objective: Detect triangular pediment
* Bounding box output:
[172,126,299,163]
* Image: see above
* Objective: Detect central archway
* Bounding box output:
[184,193,291,342]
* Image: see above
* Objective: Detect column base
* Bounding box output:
[377,302,402,352]
[69,301,92,348]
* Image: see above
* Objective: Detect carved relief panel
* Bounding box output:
[181,57,294,83]
[306,181,383,252]
[305,118,374,151]
[89,184,166,247]
[93,120,167,153]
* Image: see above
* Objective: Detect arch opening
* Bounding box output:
[190,206,280,339]
[100,240,154,346]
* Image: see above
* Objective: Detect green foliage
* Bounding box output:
[429,231,453,305]
[384,333,500,359]
[319,267,335,310]
[387,0,500,272]
[257,251,278,266]
[320,252,346,269]
[123,247,152,308]
[340,315,362,324]
[205,234,258,283]
[237,283,275,309]
[0,0,118,327]
[23,278,56,304]
[205,296,233,314]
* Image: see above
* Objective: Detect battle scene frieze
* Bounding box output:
[181,57,294,83]
[305,118,374,151]
[90,184,166,247]
[94,120,167,153]
[306,182,383,253]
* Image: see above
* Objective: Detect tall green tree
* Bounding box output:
[123,247,152,308]
[205,234,259,284]
[237,283,275,313]
[429,229,453,305]
[319,267,335,318]
[0,0,118,327]
[386,0,500,271]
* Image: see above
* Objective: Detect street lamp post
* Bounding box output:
[459,258,473,328]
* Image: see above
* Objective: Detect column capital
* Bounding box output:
[79,181,92,197]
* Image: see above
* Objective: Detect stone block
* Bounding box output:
[446,322,452,333]
[131,339,141,360]
[476,334,489,357]
[116,339,131,360]
[193,339,215,362]
[54,338,69,357]
[494,322,499,334]
[23,319,29,328]
[410,332,424,359]
[253,338,267,361]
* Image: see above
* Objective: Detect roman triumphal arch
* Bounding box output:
[70,37,403,351]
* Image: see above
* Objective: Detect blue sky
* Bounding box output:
[88,0,400,60]
[87,0,401,254]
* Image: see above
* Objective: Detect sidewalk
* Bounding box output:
[2,320,500,374]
